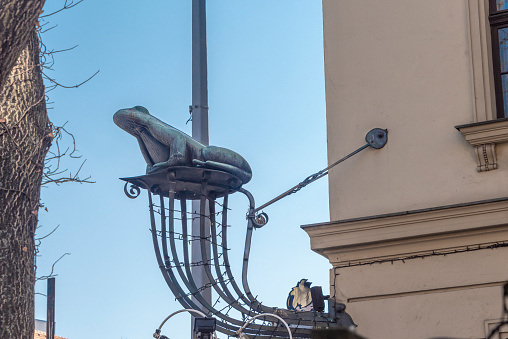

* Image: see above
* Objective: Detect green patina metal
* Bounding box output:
[114,105,385,337]
[113,106,252,184]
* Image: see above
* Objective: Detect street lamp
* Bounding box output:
[117,109,386,337]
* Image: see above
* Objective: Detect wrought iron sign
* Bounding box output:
[114,106,387,338]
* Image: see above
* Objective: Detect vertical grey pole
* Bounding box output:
[191,0,211,315]
[46,277,55,339]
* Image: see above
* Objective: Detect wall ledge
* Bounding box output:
[455,118,508,171]
[302,197,508,265]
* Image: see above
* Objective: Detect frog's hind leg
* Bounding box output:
[192,159,252,184]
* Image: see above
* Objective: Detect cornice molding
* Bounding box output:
[302,197,508,265]
[455,118,508,145]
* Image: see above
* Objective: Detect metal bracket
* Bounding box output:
[251,128,389,219]
[365,128,388,149]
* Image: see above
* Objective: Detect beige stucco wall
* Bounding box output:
[303,193,508,338]
[308,1,508,338]
[324,0,508,221]
[333,247,508,339]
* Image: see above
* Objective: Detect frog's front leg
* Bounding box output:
[150,154,185,171]
[149,136,187,172]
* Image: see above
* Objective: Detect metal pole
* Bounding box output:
[46,277,55,339]
[191,0,211,315]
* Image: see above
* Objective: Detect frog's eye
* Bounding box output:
[134,106,149,114]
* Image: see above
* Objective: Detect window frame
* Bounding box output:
[489,0,508,118]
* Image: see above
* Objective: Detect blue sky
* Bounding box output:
[35,1,329,338]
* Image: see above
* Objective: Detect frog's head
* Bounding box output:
[113,106,151,136]
[114,105,172,168]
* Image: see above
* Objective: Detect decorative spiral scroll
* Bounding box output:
[252,212,269,228]
[124,183,141,199]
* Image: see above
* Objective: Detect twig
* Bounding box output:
[36,253,71,281]
[41,24,58,34]
[40,0,85,18]
[49,45,78,54]
[35,225,60,241]
[43,69,100,89]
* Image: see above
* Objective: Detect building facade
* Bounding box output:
[303,1,508,338]
[34,331,67,339]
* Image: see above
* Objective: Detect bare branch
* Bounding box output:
[40,24,58,34]
[36,253,71,281]
[43,70,100,89]
[35,225,60,241]
[41,123,95,186]
[40,0,85,18]
[49,45,79,54]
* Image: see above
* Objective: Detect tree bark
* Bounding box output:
[0,0,45,89]
[0,30,51,339]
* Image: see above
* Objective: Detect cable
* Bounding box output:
[237,313,293,339]
[153,309,207,339]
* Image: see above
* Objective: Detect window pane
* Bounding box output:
[499,28,508,72]
[503,74,508,117]
[497,0,508,11]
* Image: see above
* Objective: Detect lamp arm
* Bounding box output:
[154,308,207,338]
[237,313,293,339]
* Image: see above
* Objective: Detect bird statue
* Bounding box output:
[286,279,313,311]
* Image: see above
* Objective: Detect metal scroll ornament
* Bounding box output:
[253,212,269,228]
[123,183,141,199]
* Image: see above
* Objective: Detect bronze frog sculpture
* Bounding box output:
[114,106,252,184]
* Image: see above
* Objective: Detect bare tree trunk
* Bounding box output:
[0,30,51,339]
[0,0,45,89]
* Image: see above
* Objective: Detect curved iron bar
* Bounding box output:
[148,192,197,312]
[149,190,247,337]
[207,195,257,316]
[215,193,319,327]
[161,173,225,314]
[166,183,327,329]
[207,196,317,337]
[179,192,214,308]
[242,194,273,313]
[207,192,263,318]
[154,185,305,338]
[161,182,251,329]
[130,172,330,337]
[173,194,293,338]
[150,191,286,338]
[124,178,326,336]
[161,182,224,315]
[194,181,311,336]
[217,189,268,314]
[196,187,330,332]
[159,193,170,265]
[239,188,333,325]
[209,197,316,336]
